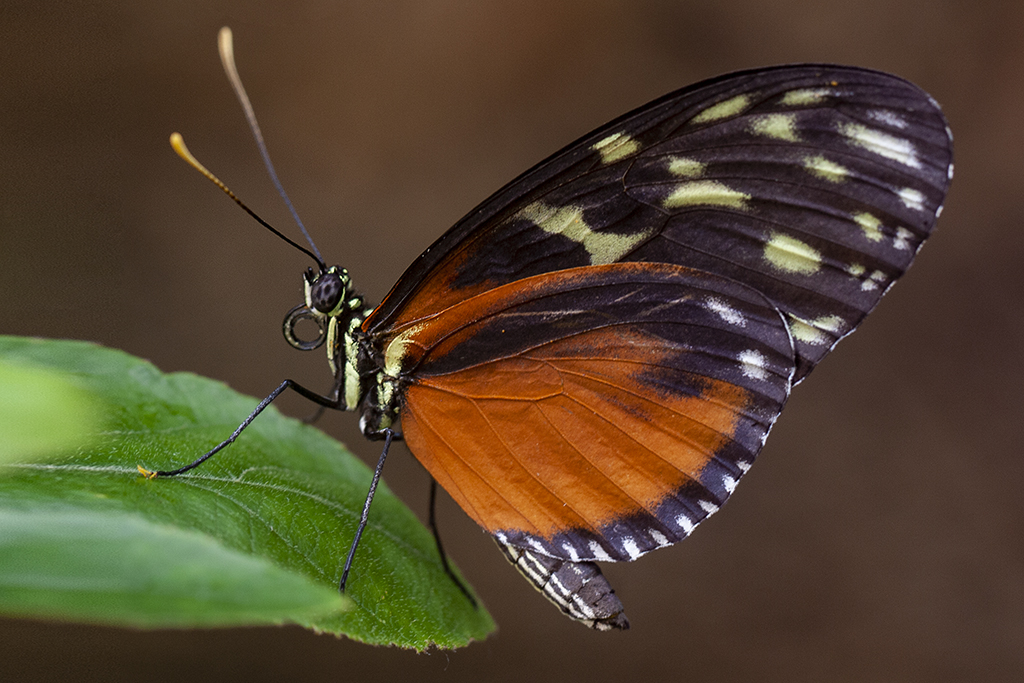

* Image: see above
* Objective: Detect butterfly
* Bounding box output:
[157,31,953,631]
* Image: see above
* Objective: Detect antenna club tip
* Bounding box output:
[169,132,191,160]
[218,27,234,56]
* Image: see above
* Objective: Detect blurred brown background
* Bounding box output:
[2,0,1021,681]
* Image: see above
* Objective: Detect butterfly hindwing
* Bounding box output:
[384,263,794,563]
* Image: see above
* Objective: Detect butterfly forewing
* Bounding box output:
[365,65,951,381]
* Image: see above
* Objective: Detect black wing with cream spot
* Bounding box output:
[364,65,953,382]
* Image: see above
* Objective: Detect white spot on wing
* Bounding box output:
[705,297,747,327]
[675,514,694,535]
[650,530,669,547]
[622,537,641,560]
[699,500,720,515]
[562,543,580,563]
[894,227,914,251]
[898,187,926,211]
[723,475,737,494]
[861,269,887,291]
[839,122,921,169]
[738,349,769,380]
[868,109,908,128]
[589,541,613,562]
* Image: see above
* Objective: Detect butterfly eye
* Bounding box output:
[310,270,344,313]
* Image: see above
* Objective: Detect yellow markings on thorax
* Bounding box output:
[787,313,844,346]
[592,132,640,164]
[668,156,706,178]
[691,94,752,123]
[384,324,424,378]
[515,201,654,264]
[839,122,921,169]
[780,88,832,106]
[763,232,822,275]
[749,113,799,141]
[853,212,884,242]
[803,155,849,182]
[664,180,749,210]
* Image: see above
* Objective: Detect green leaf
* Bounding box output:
[0,357,103,463]
[0,336,494,649]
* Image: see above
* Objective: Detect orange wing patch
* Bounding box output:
[388,262,794,561]
[402,326,751,539]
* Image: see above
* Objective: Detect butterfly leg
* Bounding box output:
[428,478,477,608]
[496,539,629,630]
[339,428,394,592]
[302,372,344,425]
[137,378,345,478]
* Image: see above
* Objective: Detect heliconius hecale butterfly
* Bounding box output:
[152,31,953,631]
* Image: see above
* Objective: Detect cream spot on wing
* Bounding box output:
[738,349,769,380]
[898,187,926,211]
[763,232,822,274]
[515,201,655,264]
[780,88,832,105]
[804,155,849,182]
[667,156,706,177]
[848,262,866,277]
[853,212,884,242]
[592,132,640,164]
[787,316,826,345]
[705,297,747,326]
[750,113,799,141]
[839,122,921,169]
[894,227,914,251]
[691,94,752,123]
[786,313,844,346]
[664,180,750,209]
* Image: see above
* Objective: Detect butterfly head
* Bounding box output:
[283,265,359,351]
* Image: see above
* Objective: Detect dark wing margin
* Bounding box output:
[386,263,795,563]
[364,64,952,381]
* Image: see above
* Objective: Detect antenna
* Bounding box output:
[218,27,324,265]
[170,132,326,269]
